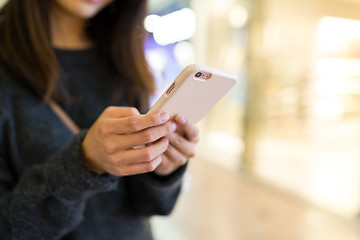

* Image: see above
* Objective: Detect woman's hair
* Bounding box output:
[0,0,155,108]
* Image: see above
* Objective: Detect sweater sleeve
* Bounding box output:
[0,127,118,240]
[124,163,187,216]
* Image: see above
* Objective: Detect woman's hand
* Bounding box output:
[154,115,199,176]
[82,107,177,176]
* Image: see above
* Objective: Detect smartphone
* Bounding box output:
[148,64,237,124]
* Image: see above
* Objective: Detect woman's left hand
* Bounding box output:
[154,115,199,176]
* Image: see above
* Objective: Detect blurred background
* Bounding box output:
[2,0,360,239]
[143,0,360,239]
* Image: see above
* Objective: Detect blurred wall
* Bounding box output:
[245,0,360,217]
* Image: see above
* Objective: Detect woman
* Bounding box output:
[0,0,198,239]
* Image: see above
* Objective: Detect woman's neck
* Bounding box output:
[51,5,93,50]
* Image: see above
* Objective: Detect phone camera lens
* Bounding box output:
[195,72,202,77]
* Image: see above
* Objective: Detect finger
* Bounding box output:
[166,132,196,158]
[112,137,169,165]
[112,155,163,176]
[174,115,199,143]
[158,153,171,170]
[164,144,188,166]
[154,154,173,176]
[104,121,176,151]
[102,111,170,135]
[101,106,140,118]
[131,121,176,145]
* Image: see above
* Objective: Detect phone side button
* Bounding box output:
[166,83,176,95]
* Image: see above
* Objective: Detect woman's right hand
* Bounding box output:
[81,107,177,176]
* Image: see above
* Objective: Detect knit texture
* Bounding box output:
[0,47,185,240]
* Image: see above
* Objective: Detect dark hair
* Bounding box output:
[0,0,155,108]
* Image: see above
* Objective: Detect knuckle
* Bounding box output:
[104,142,116,154]
[141,148,154,162]
[165,122,174,132]
[170,135,183,147]
[178,156,188,165]
[189,132,197,140]
[104,106,116,114]
[176,136,185,145]
[141,131,155,143]
[98,120,110,136]
[188,150,196,158]
[150,160,159,171]
[145,161,157,172]
[143,114,159,128]
[145,164,154,172]
[181,158,188,165]
[127,118,141,132]
[114,167,126,176]
[150,113,161,125]
[189,128,199,140]
[162,140,169,151]
[128,107,140,116]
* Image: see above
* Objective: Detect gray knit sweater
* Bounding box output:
[0,48,185,240]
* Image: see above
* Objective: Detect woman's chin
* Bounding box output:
[53,0,114,20]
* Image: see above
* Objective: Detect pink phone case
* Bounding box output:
[148,64,237,124]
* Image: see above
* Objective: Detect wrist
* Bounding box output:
[81,139,105,175]
[84,158,105,175]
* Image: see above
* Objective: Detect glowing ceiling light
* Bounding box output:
[314,79,345,95]
[316,58,360,77]
[144,14,161,33]
[144,8,196,46]
[313,98,343,119]
[318,17,360,52]
[228,6,248,29]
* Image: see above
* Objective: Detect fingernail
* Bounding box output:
[177,116,187,125]
[160,112,170,123]
[171,122,177,131]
